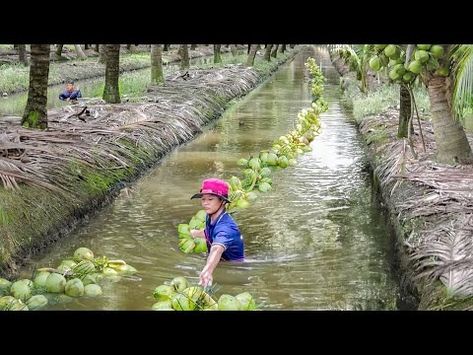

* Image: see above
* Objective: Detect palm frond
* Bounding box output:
[411,216,473,297]
[0,157,63,192]
[451,45,473,119]
[374,139,413,191]
[332,45,361,74]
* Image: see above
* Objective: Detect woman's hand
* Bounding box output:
[198,245,224,288]
[199,269,213,288]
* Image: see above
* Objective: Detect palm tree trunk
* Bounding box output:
[180,44,189,70]
[264,45,273,61]
[151,44,164,85]
[214,44,222,63]
[398,84,412,138]
[22,44,50,129]
[271,45,279,58]
[103,44,121,103]
[427,75,473,164]
[98,44,106,64]
[360,48,369,94]
[279,44,286,53]
[55,44,63,59]
[18,44,28,66]
[246,44,258,67]
[74,44,87,60]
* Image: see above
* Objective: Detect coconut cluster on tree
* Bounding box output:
[369,44,447,84]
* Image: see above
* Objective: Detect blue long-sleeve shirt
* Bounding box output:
[205,212,244,261]
[59,89,82,101]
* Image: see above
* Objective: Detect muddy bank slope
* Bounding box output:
[330,52,473,309]
[0,49,298,277]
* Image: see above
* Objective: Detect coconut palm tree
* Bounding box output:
[179,44,189,70]
[54,44,64,60]
[22,44,50,129]
[230,44,237,57]
[397,45,415,139]
[214,44,222,64]
[451,45,473,122]
[333,44,410,131]
[246,44,258,67]
[102,44,120,103]
[151,44,164,85]
[18,44,28,66]
[366,44,472,164]
[74,44,87,60]
[420,45,473,164]
[263,44,273,62]
[333,44,372,94]
[398,84,413,138]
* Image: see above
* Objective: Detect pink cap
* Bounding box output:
[190,178,230,202]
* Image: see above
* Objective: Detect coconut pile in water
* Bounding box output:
[151,276,257,311]
[0,247,137,310]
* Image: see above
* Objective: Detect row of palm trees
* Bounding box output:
[19,44,292,130]
[331,44,473,166]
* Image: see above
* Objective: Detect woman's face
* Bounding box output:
[200,194,223,214]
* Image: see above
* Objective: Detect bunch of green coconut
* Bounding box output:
[369,44,447,84]
[151,276,257,311]
[305,57,329,107]
[177,210,208,254]
[232,103,321,196]
[0,247,137,311]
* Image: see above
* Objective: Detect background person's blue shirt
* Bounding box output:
[205,212,244,261]
[59,89,82,100]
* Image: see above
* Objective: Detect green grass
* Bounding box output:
[89,69,152,98]
[365,128,388,145]
[352,83,430,122]
[0,51,151,96]
[119,53,150,68]
[0,63,29,93]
